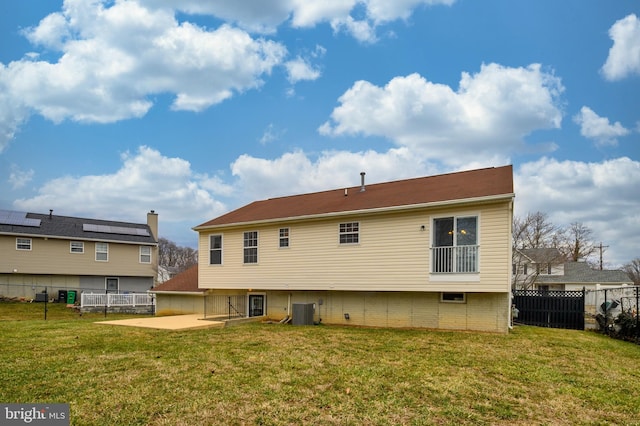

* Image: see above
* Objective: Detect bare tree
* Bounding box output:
[559,222,597,262]
[512,211,565,290]
[158,237,198,274]
[513,211,559,249]
[622,258,640,285]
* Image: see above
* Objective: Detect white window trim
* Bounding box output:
[430,212,480,276]
[105,277,119,293]
[247,292,267,317]
[279,227,290,249]
[96,242,109,262]
[16,238,32,251]
[139,246,152,264]
[440,292,466,303]
[70,241,84,254]
[339,221,360,245]
[209,234,223,265]
[243,231,259,264]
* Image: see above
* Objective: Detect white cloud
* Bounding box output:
[365,0,456,24]
[259,123,286,145]
[320,63,563,167]
[8,165,35,190]
[601,14,640,81]
[285,57,321,83]
[573,106,629,147]
[0,78,29,152]
[0,1,287,146]
[230,147,437,202]
[0,0,458,150]
[13,146,226,227]
[145,0,455,41]
[515,157,640,267]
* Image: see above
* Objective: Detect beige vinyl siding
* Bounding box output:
[263,290,510,333]
[198,200,512,293]
[0,236,156,277]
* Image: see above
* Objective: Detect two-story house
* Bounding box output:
[512,248,566,290]
[194,166,514,333]
[0,209,159,300]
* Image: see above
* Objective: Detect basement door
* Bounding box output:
[248,294,265,317]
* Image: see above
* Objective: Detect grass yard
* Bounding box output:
[1,303,639,425]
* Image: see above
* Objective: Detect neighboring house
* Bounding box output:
[151,264,206,315]
[0,209,159,300]
[512,248,566,290]
[533,261,634,329]
[193,166,515,333]
[535,261,632,292]
[157,265,180,283]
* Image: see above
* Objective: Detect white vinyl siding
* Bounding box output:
[198,200,512,293]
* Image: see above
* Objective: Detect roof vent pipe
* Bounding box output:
[360,172,366,192]
[49,209,53,219]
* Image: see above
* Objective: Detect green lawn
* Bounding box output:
[1,302,639,425]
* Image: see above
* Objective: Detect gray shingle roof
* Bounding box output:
[0,210,157,245]
[538,262,631,284]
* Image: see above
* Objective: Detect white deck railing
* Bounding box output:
[431,245,479,273]
[81,293,155,307]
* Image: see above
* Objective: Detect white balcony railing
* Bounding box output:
[431,245,479,273]
[81,292,155,307]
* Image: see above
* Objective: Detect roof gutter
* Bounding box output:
[193,192,515,232]
[0,232,158,246]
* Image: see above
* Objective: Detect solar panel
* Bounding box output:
[0,209,41,227]
[83,223,149,236]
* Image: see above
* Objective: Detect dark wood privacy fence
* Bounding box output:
[512,289,585,330]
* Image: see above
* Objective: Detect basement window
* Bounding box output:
[441,292,466,303]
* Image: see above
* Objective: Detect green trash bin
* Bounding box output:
[66,290,77,304]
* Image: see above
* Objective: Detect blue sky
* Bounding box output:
[0,0,638,266]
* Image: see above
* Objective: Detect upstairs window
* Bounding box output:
[339,222,359,244]
[244,231,258,264]
[70,241,84,253]
[16,238,32,251]
[432,216,478,273]
[140,246,152,263]
[209,235,222,265]
[279,228,290,248]
[96,242,109,262]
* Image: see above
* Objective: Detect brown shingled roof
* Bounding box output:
[195,165,513,229]
[152,265,203,293]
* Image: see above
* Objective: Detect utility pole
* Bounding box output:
[598,242,609,270]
